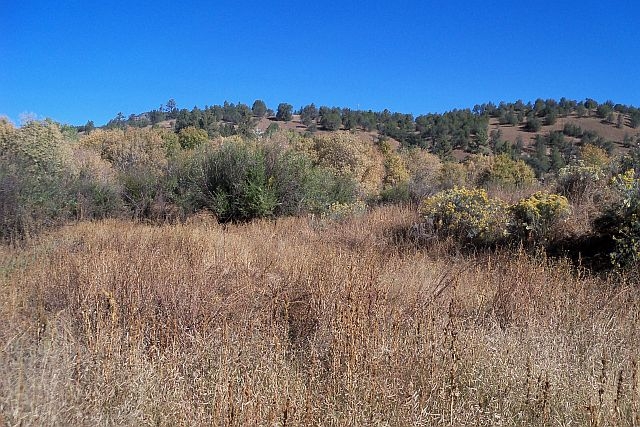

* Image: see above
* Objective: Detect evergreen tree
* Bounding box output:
[276,103,293,121]
[252,100,267,117]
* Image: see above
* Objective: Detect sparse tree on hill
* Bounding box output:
[165,99,178,119]
[584,98,598,116]
[319,107,342,131]
[300,104,319,127]
[276,103,293,121]
[546,109,557,126]
[252,100,267,117]
[525,115,541,132]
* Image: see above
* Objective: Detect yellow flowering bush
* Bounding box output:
[419,187,509,244]
[510,192,570,242]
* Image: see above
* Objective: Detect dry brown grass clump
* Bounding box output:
[1,206,639,426]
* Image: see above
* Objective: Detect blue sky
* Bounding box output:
[2,1,639,126]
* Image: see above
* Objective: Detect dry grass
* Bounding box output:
[1,206,639,426]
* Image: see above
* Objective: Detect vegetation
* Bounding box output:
[2,208,640,425]
[2,96,640,425]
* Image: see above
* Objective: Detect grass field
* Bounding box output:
[1,206,639,426]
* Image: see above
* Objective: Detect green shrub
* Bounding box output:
[510,192,570,243]
[596,170,640,268]
[197,142,278,222]
[419,187,509,245]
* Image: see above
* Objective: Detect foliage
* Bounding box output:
[402,148,442,201]
[251,99,267,117]
[579,144,610,168]
[475,154,536,189]
[438,162,467,189]
[195,142,278,221]
[595,170,640,268]
[319,107,342,131]
[322,200,367,221]
[178,126,208,149]
[276,103,293,121]
[312,132,384,196]
[419,187,509,245]
[525,116,541,132]
[510,192,570,242]
[0,121,77,240]
[556,161,606,201]
[300,104,319,127]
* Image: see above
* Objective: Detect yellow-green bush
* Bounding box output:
[510,192,570,242]
[0,121,78,240]
[580,144,610,168]
[312,132,384,196]
[419,187,509,245]
[178,126,208,149]
[81,128,169,173]
[438,161,467,189]
[472,154,536,189]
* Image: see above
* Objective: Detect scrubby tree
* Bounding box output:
[252,100,267,117]
[319,107,342,131]
[300,104,319,127]
[525,115,541,132]
[276,103,293,121]
[584,98,598,116]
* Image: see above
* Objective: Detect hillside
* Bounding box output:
[3,98,640,424]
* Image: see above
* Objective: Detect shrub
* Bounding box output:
[196,142,277,222]
[438,162,467,190]
[312,132,384,197]
[510,192,570,243]
[475,154,536,189]
[402,148,442,201]
[178,126,208,149]
[70,148,123,220]
[579,144,610,168]
[322,200,367,221]
[81,128,170,218]
[556,161,606,201]
[0,121,77,240]
[419,187,509,245]
[596,170,640,268]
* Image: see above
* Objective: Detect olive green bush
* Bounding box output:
[594,169,640,268]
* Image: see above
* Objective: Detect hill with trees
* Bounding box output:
[3,96,640,424]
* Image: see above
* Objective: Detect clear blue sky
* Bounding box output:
[2,1,639,126]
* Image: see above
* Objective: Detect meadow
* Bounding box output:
[2,206,639,426]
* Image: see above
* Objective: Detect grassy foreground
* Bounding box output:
[1,206,639,426]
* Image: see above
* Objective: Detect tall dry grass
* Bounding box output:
[1,206,639,426]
